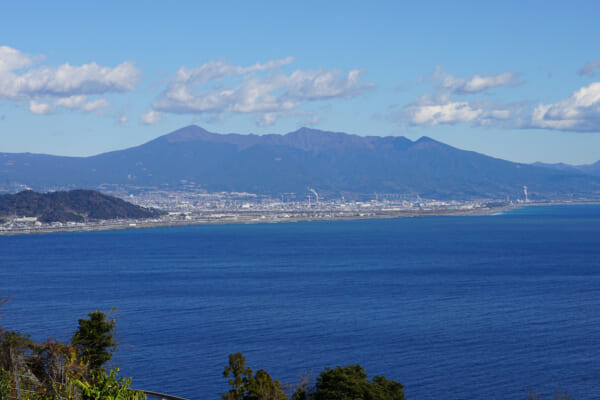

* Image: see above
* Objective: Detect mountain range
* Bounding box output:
[1,125,599,201]
[532,161,600,176]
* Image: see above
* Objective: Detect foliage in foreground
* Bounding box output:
[71,311,117,373]
[310,364,405,400]
[222,352,287,400]
[72,368,144,400]
[0,307,141,400]
[221,353,406,400]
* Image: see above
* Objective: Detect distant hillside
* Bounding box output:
[533,161,600,176]
[0,190,164,223]
[1,125,600,200]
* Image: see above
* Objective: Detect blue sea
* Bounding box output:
[1,205,599,399]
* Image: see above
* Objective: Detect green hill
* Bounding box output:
[0,189,164,223]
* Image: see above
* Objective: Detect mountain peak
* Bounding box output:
[411,136,446,150]
[164,125,215,142]
[284,127,371,151]
[415,136,438,144]
[290,126,324,134]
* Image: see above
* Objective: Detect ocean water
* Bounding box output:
[1,205,599,400]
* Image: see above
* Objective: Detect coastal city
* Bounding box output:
[0,185,521,235]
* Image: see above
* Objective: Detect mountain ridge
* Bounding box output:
[1,125,599,200]
[160,125,405,152]
[533,160,600,176]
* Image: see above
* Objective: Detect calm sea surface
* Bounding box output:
[1,205,599,399]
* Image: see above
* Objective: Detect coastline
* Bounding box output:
[3,201,599,236]
[1,203,521,236]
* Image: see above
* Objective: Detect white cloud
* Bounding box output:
[578,60,600,77]
[119,115,128,127]
[397,83,516,127]
[26,94,109,116]
[462,73,518,93]
[140,110,161,125]
[80,98,109,113]
[29,100,54,115]
[5,61,139,99]
[432,66,520,94]
[0,46,34,73]
[55,95,87,109]
[407,102,517,128]
[530,82,600,132]
[393,66,524,128]
[284,69,371,100]
[400,76,600,132]
[406,101,484,126]
[54,95,108,112]
[153,58,373,126]
[394,65,600,133]
[0,45,140,115]
[172,57,295,89]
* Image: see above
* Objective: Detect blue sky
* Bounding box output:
[1,1,600,164]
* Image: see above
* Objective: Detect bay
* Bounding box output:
[1,205,599,399]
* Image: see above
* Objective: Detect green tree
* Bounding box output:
[222,352,253,400]
[291,387,308,400]
[222,353,288,400]
[0,369,9,400]
[246,369,287,400]
[311,364,405,400]
[72,367,145,400]
[72,311,116,373]
[371,375,406,400]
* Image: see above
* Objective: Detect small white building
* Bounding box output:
[13,217,38,223]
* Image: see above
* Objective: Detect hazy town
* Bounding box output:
[0,184,534,235]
